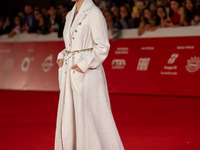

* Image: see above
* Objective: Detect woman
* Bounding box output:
[104,10,120,40]
[3,16,12,34]
[138,8,159,36]
[48,5,59,32]
[119,5,133,29]
[183,0,198,25]
[8,16,22,37]
[131,0,145,28]
[55,0,125,150]
[155,5,168,27]
[111,5,120,22]
[166,0,184,27]
[34,9,50,34]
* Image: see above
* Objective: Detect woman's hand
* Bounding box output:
[144,25,151,31]
[58,59,63,68]
[71,64,84,73]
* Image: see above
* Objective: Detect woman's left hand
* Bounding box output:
[71,64,84,73]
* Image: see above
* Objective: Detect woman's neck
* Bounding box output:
[76,0,84,11]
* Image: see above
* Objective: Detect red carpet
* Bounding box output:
[0,90,200,150]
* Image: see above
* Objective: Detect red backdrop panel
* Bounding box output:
[104,36,200,96]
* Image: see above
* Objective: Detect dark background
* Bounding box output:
[0,0,127,16]
[0,0,73,16]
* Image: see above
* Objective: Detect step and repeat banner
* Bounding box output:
[0,27,200,96]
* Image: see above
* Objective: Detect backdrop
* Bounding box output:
[0,26,200,96]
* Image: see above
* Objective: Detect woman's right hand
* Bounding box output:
[58,59,63,68]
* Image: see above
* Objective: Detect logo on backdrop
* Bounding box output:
[137,58,151,71]
[41,54,54,72]
[4,58,14,71]
[177,45,195,50]
[160,53,179,75]
[21,57,34,72]
[112,59,126,69]
[186,56,200,73]
[141,47,155,51]
[168,53,179,64]
[115,47,129,55]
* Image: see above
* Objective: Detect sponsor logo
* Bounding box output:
[41,54,54,72]
[177,46,195,50]
[4,58,14,71]
[137,58,150,71]
[115,47,129,54]
[186,56,200,73]
[21,57,34,72]
[161,53,179,75]
[160,72,178,75]
[141,47,155,50]
[27,49,34,53]
[168,53,179,64]
[112,59,126,69]
[0,49,11,53]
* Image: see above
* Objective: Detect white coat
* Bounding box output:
[54,0,125,150]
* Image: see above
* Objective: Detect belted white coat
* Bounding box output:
[54,0,125,150]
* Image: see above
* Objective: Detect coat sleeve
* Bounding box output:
[56,49,66,64]
[77,8,110,73]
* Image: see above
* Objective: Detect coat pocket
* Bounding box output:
[70,69,84,94]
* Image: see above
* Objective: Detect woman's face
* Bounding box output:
[170,1,179,11]
[185,0,193,11]
[39,17,44,26]
[135,1,145,12]
[156,0,163,6]
[120,6,128,18]
[42,8,48,16]
[104,12,112,22]
[48,6,56,16]
[18,12,25,19]
[0,20,3,28]
[157,7,165,17]
[5,17,10,25]
[144,9,151,20]
[111,6,119,16]
[111,6,119,17]
[14,17,20,25]
[34,11,41,20]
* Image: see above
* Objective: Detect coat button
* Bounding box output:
[75,30,77,32]
[65,62,67,65]
[72,37,75,40]
[79,22,81,25]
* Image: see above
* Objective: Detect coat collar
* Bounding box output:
[74,0,94,13]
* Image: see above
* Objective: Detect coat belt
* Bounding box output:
[66,48,93,55]
[65,48,93,66]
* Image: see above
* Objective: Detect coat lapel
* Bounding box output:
[63,5,76,42]
[70,12,87,35]
[70,0,94,34]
